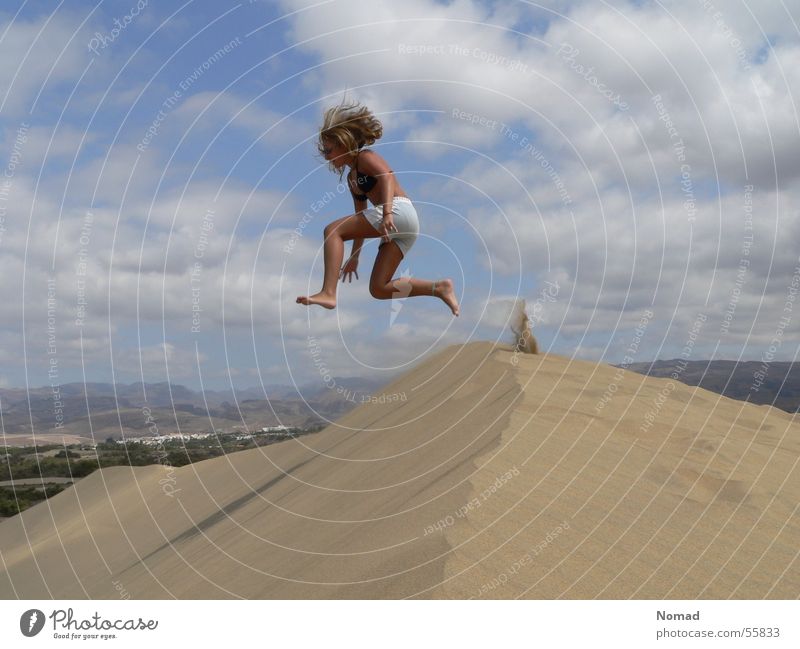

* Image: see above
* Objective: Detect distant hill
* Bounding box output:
[0,377,388,444]
[621,361,799,413]
[3,361,796,446]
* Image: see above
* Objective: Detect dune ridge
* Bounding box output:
[1,342,798,599]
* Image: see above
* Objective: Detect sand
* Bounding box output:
[1,342,798,598]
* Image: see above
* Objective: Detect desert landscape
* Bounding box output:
[2,342,797,599]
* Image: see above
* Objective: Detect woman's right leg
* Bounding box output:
[369,241,460,316]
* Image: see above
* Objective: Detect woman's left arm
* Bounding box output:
[360,151,396,239]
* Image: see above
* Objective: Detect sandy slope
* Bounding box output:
[1,342,798,599]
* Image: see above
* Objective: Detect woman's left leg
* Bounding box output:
[297,213,382,309]
[369,241,460,315]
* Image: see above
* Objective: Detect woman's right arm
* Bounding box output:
[350,194,367,258]
[342,195,367,282]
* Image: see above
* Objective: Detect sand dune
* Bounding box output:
[1,342,798,598]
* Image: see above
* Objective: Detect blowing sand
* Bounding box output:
[1,342,798,598]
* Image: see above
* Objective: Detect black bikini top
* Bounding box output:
[349,149,390,200]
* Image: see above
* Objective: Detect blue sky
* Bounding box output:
[1,0,798,395]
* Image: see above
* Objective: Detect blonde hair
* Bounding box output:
[318,99,383,177]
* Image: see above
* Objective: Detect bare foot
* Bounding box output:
[296,292,336,309]
[434,279,460,316]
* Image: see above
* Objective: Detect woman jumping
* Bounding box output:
[296,100,459,316]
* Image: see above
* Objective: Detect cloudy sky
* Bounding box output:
[0,0,798,395]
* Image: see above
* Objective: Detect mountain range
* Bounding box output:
[2,359,795,446]
[0,377,387,444]
[622,361,799,413]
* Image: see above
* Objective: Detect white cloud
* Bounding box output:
[271,0,800,360]
[1,124,95,169]
[3,0,800,390]
[174,90,314,150]
[0,11,90,115]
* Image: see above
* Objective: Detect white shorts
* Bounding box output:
[362,196,419,258]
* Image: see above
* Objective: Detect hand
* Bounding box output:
[380,213,397,243]
[340,255,359,283]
